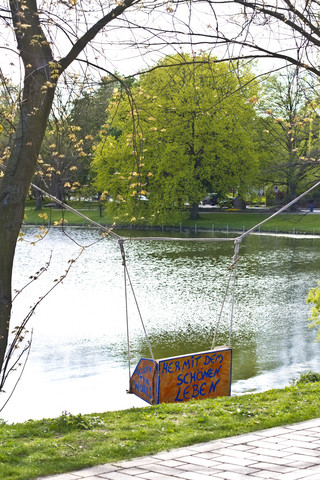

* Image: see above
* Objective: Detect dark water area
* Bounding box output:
[2,227,320,422]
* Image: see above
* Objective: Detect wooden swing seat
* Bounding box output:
[129,346,232,405]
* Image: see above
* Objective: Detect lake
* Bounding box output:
[1,226,320,423]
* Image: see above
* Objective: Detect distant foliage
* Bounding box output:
[93,54,260,224]
[307,282,320,341]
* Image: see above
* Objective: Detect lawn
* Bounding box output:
[23,202,320,235]
[1,378,320,480]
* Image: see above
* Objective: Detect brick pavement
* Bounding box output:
[36,418,320,480]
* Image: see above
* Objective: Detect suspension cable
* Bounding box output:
[228,239,241,348]
[118,239,132,389]
[31,180,320,358]
[211,238,241,350]
[118,239,155,363]
[31,184,121,241]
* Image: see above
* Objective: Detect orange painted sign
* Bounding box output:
[130,358,157,404]
[130,347,232,405]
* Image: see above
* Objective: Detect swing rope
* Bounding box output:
[229,239,241,348]
[211,237,241,350]
[118,239,155,371]
[31,179,320,370]
[31,184,122,241]
[119,239,132,388]
[211,268,233,350]
[210,179,320,349]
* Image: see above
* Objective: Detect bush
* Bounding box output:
[292,371,320,385]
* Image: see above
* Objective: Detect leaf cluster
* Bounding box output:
[93,54,261,224]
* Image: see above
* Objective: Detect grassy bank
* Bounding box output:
[1,380,320,480]
[23,202,320,235]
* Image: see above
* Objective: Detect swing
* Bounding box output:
[118,177,320,406]
[118,236,240,405]
[30,180,320,405]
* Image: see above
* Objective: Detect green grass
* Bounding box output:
[1,381,320,480]
[24,203,112,227]
[183,211,320,234]
[23,202,320,235]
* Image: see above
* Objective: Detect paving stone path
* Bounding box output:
[37,418,320,480]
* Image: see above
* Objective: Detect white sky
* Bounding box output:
[0,1,316,89]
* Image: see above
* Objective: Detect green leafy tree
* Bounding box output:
[257,70,320,204]
[93,54,260,223]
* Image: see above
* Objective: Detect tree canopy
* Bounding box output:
[93,54,260,223]
[257,69,320,203]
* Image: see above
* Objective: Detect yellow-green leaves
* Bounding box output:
[93,54,260,224]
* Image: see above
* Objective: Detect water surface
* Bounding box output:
[2,227,320,422]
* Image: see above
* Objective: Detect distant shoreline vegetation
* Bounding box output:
[23,202,320,236]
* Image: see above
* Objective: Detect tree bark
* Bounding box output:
[0,0,137,375]
[189,202,200,220]
[0,78,55,368]
[0,0,56,370]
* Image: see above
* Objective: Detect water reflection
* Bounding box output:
[2,227,320,422]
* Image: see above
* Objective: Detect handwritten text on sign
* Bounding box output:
[157,348,232,403]
[130,358,157,404]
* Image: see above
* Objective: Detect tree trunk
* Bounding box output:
[34,187,43,210]
[0,0,137,379]
[189,202,200,220]
[0,73,55,369]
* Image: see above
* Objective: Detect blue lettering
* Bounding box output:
[136,366,152,376]
[175,382,209,402]
[175,361,181,372]
[192,383,199,398]
[161,362,169,374]
[200,382,206,396]
[204,354,224,365]
[208,379,221,394]
[183,385,191,400]
[176,366,223,388]
[203,368,213,379]
[216,354,223,364]
[177,373,184,386]
[196,370,204,382]
[194,355,202,367]
[204,355,211,365]
[161,361,174,374]
[182,359,190,371]
[175,387,183,402]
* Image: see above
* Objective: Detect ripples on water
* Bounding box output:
[2,227,320,422]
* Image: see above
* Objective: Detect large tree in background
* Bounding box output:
[1,0,320,385]
[93,54,260,224]
[258,69,320,203]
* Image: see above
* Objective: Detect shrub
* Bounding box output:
[292,371,320,385]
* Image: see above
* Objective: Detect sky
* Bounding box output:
[0,0,302,87]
